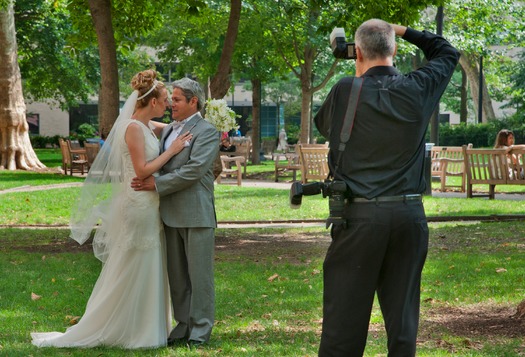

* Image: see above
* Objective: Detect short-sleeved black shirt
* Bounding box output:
[314,28,460,199]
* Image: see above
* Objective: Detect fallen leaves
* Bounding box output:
[65,315,80,325]
[31,292,41,301]
[267,273,279,282]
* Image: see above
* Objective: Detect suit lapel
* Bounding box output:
[182,113,203,132]
[160,124,174,153]
[160,112,203,153]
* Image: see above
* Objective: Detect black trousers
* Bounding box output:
[318,199,428,357]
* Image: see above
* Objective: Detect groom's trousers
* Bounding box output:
[165,226,215,343]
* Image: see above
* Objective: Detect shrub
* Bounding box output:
[29,135,48,148]
[436,119,525,148]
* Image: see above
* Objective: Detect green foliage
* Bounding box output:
[436,118,525,147]
[441,0,525,53]
[417,1,525,122]
[66,0,163,52]
[68,123,99,144]
[284,123,300,145]
[29,135,62,149]
[117,50,159,97]
[147,0,232,82]
[14,0,100,108]
[500,51,525,116]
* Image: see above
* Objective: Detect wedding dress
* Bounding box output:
[31,120,171,349]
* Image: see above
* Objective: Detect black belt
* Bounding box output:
[349,194,422,203]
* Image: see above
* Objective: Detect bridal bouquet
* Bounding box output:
[204,98,239,133]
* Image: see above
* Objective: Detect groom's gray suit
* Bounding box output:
[155,112,219,343]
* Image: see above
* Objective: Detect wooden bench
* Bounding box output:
[273,151,301,182]
[84,142,100,170]
[431,145,472,192]
[216,155,245,186]
[225,137,251,177]
[463,146,525,199]
[59,138,88,175]
[298,143,329,183]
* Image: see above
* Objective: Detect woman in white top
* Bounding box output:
[494,129,525,179]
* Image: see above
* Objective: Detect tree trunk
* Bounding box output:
[208,0,241,178]
[250,78,261,165]
[459,51,495,123]
[209,0,241,99]
[299,53,313,144]
[0,1,44,170]
[88,0,119,137]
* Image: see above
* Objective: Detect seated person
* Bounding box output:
[220,137,236,152]
[494,129,525,178]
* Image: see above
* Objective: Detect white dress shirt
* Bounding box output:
[164,118,190,151]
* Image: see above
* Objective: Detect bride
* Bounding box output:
[31,70,191,349]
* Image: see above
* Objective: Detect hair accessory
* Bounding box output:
[137,80,158,100]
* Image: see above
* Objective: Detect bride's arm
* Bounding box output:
[126,122,192,179]
[148,120,168,138]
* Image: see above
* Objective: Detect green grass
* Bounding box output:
[1,223,525,356]
[36,148,63,168]
[1,182,524,226]
[0,148,524,355]
[0,171,83,191]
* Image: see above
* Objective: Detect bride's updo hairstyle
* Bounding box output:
[131,69,166,109]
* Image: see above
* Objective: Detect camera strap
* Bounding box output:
[332,76,363,177]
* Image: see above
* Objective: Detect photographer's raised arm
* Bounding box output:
[390,24,407,37]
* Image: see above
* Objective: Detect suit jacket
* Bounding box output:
[155,113,220,228]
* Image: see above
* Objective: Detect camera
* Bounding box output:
[330,27,356,60]
[290,180,348,228]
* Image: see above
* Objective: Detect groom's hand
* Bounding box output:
[131,176,156,191]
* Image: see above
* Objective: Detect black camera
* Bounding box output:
[330,27,356,60]
[290,180,348,228]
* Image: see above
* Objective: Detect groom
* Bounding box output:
[132,77,219,347]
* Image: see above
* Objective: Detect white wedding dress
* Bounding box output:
[32,120,171,349]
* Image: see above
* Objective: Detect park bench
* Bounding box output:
[273,150,301,182]
[59,138,88,176]
[462,145,525,199]
[298,143,329,183]
[216,155,245,186]
[225,137,251,178]
[84,142,101,170]
[431,145,472,192]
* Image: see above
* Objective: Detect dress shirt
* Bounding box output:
[164,118,191,151]
[314,28,460,199]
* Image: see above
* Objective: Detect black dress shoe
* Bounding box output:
[188,340,205,348]
[167,337,186,347]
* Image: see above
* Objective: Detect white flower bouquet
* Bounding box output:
[204,98,239,133]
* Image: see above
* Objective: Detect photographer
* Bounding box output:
[314,20,460,356]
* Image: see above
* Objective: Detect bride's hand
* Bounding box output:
[168,132,192,155]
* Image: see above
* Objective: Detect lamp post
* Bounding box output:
[478,55,483,123]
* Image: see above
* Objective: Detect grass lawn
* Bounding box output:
[0,148,524,356]
[1,223,525,356]
[1,182,524,226]
[0,150,524,225]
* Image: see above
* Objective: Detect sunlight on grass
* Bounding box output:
[1,224,524,356]
[1,181,524,226]
[1,155,523,355]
